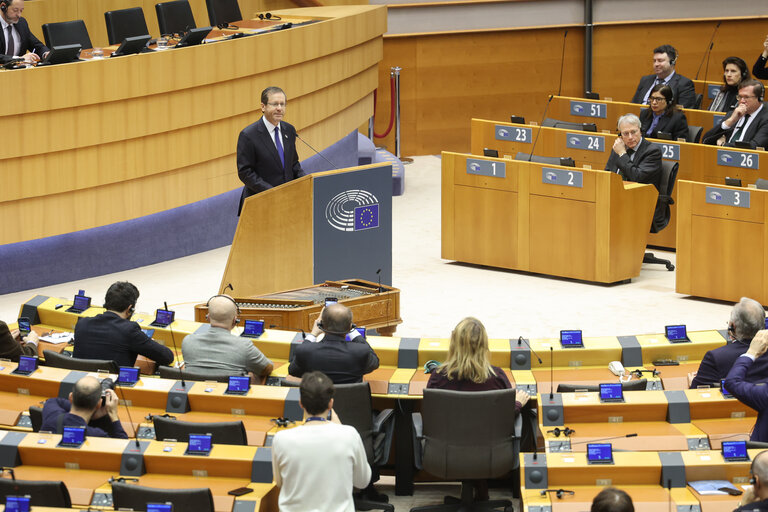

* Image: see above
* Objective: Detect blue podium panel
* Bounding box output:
[312,164,393,286]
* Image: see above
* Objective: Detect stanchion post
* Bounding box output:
[392,66,412,163]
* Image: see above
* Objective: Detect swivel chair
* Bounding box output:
[205,0,242,27]
[104,7,151,46]
[156,0,197,37]
[42,20,92,49]
[111,481,214,512]
[687,125,703,143]
[0,478,71,507]
[643,160,679,271]
[43,349,119,374]
[153,415,247,445]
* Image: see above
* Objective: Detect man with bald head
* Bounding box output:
[735,450,768,510]
[288,303,379,384]
[691,297,768,388]
[40,375,127,438]
[182,294,273,380]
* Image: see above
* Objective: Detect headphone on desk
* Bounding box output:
[258,12,282,20]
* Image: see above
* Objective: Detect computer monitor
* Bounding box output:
[67,294,91,313]
[560,330,583,348]
[37,44,82,65]
[226,376,251,395]
[665,325,690,343]
[186,433,212,455]
[241,320,264,338]
[599,383,624,403]
[147,504,173,512]
[720,379,734,398]
[59,426,86,448]
[346,327,366,341]
[151,309,175,328]
[13,356,37,376]
[117,366,140,386]
[722,440,749,462]
[111,35,151,57]
[176,27,211,48]
[586,443,613,464]
[483,148,499,158]
[5,496,30,512]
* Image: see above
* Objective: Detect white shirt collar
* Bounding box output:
[262,116,279,134]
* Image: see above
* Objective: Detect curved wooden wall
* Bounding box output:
[0,5,386,245]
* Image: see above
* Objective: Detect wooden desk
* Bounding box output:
[677,180,768,304]
[441,151,657,283]
[471,118,768,249]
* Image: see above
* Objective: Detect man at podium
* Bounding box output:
[236,86,306,215]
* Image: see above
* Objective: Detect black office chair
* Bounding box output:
[157,365,245,383]
[542,117,597,132]
[687,125,703,144]
[28,405,42,432]
[156,0,197,37]
[756,178,768,190]
[104,7,151,46]
[333,382,395,511]
[514,152,576,167]
[153,415,247,445]
[411,389,518,511]
[694,93,704,110]
[42,20,92,50]
[43,349,119,374]
[643,160,679,271]
[111,481,214,512]
[0,478,71,507]
[556,378,648,393]
[205,0,242,27]
[747,441,768,449]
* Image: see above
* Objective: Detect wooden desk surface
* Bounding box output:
[543,486,698,512]
[546,422,695,452]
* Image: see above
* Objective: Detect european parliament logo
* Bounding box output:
[709,191,722,201]
[720,154,733,164]
[325,189,380,232]
[545,171,558,183]
[569,137,581,146]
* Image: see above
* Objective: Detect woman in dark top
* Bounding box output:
[711,57,749,112]
[639,84,689,141]
[0,320,38,362]
[427,317,529,410]
[753,35,768,80]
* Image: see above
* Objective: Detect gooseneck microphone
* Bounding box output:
[517,336,543,364]
[528,94,554,162]
[296,131,339,170]
[695,21,721,80]
[568,432,638,449]
[376,268,383,293]
[113,378,141,448]
[164,301,185,388]
[549,346,555,399]
[556,29,569,98]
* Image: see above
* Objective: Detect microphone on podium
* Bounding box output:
[296,132,339,170]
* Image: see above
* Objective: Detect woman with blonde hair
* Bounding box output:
[427,317,529,410]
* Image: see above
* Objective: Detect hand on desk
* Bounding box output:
[515,389,530,407]
[21,52,40,64]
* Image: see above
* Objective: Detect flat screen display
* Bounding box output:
[722,440,749,461]
[15,356,37,375]
[5,496,30,512]
[560,330,583,348]
[599,383,623,401]
[147,503,173,512]
[153,309,175,327]
[142,328,155,338]
[60,426,85,447]
[665,324,688,342]
[187,434,212,455]
[72,294,91,311]
[721,379,733,398]
[345,327,366,341]
[118,366,140,385]
[227,376,250,394]
[242,320,264,337]
[586,443,613,464]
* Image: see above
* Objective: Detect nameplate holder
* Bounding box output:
[608,416,623,423]
[735,476,750,484]
[542,167,583,188]
[566,133,604,152]
[707,84,720,99]
[676,354,689,361]
[716,150,759,170]
[231,408,245,416]
[570,100,607,118]
[495,124,531,143]
[596,479,612,486]
[567,360,582,367]
[653,142,680,161]
[192,470,208,477]
[16,388,29,396]
[705,186,750,208]
[466,158,506,178]
[731,411,746,418]
[119,399,132,407]
[65,462,80,470]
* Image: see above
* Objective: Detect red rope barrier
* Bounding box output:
[373,75,396,139]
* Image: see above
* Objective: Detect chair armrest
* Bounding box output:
[514,413,523,439]
[372,408,394,433]
[412,412,423,470]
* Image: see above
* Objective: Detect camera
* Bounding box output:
[100,377,115,406]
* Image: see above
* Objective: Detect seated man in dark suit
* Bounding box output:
[0,0,49,65]
[735,450,768,511]
[236,86,306,215]
[604,113,664,229]
[73,281,174,368]
[288,304,379,384]
[702,80,768,149]
[631,44,696,109]
[725,329,768,442]
[0,319,38,361]
[40,375,127,438]
[691,297,767,388]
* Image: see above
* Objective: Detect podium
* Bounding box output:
[221,164,393,297]
[442,152,657,283]
[676,180,768,305]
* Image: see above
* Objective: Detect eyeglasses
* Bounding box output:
[737,95,757,101]
[267,102,286,108]
[620,129,640,137]
[649,96,666,103]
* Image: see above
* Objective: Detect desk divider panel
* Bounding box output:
[251,447,273,483]
[617,336,642,367]
[0,431,24,466]
[59,370,88,398]
[658,451,687,488]
[282,388,303,421]
[397,338,421,368]
[19,295,46,325]
[665,390,691,424]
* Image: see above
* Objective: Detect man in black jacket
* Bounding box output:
[73,281,174,368]
[735,450,768,511]
[631,44,696,109]
[702,80,768,149]
[288,304,379,384]
[0,0,48,65]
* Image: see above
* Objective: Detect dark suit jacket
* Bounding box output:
[604,137,664,230]
[631,72,697,109]
[0,17,49,64]
[725,356,768,442]
[702,105,768,149]
[735,498,768,512]
[639,108,689,141]
[236,118,306,215]
[0,320,37,362]
[709,87,738,113]
[753,54,768,80]
[288,333,380,384]
[691,339,768,389]
[73,311,174,367]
